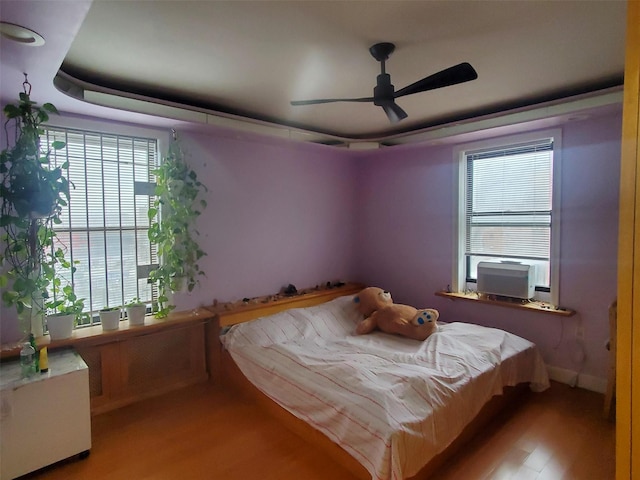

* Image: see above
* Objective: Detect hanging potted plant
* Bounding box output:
[0,77,73,338]
[148,132,207,318]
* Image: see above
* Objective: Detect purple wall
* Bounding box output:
[355,112,621,387]
[170,128,359,312]
[0,107,622,390]
[0,125,358,343]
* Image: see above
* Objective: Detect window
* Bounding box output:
[41,124,161,326]
[454,130,561,304]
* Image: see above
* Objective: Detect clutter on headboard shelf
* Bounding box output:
[206,281,362,327]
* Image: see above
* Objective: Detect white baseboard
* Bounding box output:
[546,365,607,393]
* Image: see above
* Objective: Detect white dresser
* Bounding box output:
[0,349,91,479]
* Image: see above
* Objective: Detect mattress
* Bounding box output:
[221,295,549,480]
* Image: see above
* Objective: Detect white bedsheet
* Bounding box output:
[221,295,549,480]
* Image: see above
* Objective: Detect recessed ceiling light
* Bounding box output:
[0,22,45,46]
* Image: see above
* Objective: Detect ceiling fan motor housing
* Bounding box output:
[373,74,394,106]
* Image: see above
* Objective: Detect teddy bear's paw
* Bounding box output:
[355,318,377,335]
[413,309,439,326]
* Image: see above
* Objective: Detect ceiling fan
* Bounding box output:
[291,42,478,124]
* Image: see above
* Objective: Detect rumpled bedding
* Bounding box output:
[221,295,549,480]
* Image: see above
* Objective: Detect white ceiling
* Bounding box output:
[0,1,628,144]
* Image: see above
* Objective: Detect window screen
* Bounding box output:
[41,127,158,326]
[464,138,553,288]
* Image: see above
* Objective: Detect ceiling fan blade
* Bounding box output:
[381,102,408,124]
[291,96,374,106]
[394,62,478,99]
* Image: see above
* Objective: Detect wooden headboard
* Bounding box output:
[204,283,364,381]
[206,282,364,327]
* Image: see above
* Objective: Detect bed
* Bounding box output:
[211,286,549,480]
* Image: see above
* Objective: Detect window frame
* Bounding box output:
[42,116,169,327]
[452,129,562,306]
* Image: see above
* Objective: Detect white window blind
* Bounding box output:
[465,138,553,288]
[41,127,158,326]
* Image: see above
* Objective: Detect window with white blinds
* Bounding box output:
[463,137,556,291]
[41,127,159,326]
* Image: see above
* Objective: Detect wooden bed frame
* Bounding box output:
[206,283,529,480]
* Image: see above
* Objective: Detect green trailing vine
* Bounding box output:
[148,134,207,318]
[0,78,80,336]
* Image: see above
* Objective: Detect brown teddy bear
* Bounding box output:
[354,287,439,341]
[353,286,393,316]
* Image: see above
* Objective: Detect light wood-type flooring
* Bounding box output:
[23,381,614,480]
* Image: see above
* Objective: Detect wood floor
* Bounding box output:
[23,381,614,480]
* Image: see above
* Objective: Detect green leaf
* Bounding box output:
[37,110,50,123]
[2,290,19,305]
[47,299,63,310]
[3,104,20,118]
[42,103,60,114]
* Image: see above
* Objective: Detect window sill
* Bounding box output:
[435,291,575,317]
[0,307,215,360]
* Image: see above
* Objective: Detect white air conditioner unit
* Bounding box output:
[477,262,536,300]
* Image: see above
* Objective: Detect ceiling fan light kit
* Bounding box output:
[291,42,478,124]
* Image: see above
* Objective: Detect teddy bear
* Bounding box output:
[353,286,439,341]
[353,286,393,316]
